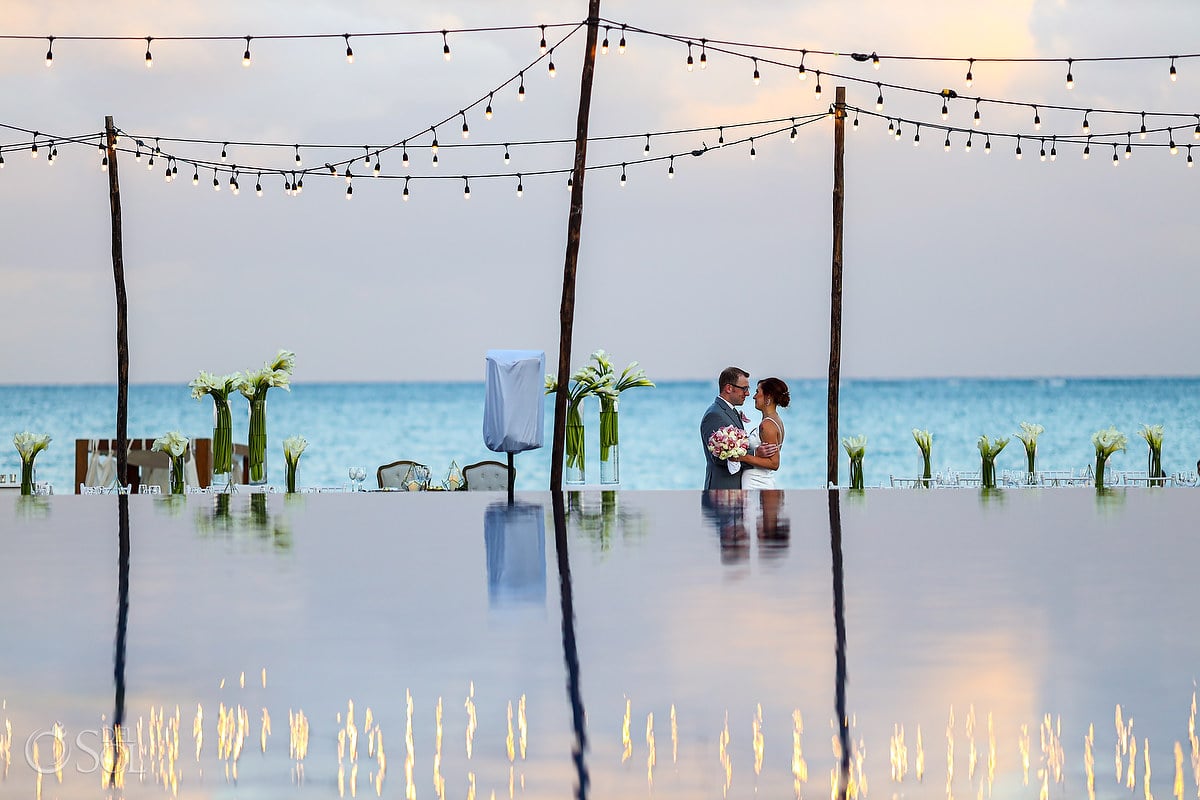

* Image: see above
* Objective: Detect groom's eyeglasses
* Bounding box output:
[733,383,751,393]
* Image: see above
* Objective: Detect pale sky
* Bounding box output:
[1,0,1197,384]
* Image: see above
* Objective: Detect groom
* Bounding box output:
[701,366,774,489]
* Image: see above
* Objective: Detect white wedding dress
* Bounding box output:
[742,418,783,490]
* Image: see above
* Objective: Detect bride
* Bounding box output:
[732,377,789,489]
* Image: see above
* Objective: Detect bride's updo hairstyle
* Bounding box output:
[759,377,791,408]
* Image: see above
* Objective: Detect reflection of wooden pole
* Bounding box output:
[551,492,590,798]
[551,1,602,492]
[105,116,130,485]
[828,488,850,800]
[109,493,130,788]
[827,88,846,488]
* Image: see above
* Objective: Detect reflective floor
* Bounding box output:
[0,487,1197,799]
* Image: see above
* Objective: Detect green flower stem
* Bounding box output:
[170,455,187,495]
[921,452,932,487]
[248,393,268,484]
[981,455,997,489]
[1148,446,1164,482]
[599,401,619,463]
[212,395,233,477]
[285,459,299,494]
[1095,453,1108,489]
[1023,444,1036,478]
[20,459,34,496]
[566,402,585,473]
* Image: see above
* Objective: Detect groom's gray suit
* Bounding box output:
[701,397,746,489]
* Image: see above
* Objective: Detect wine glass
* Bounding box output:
[354,466,368,491]
[348,466,361,492]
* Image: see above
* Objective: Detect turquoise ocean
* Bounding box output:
[1,378,1198,491]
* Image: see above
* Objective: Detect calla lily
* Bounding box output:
[1137,424,1166,482]
[151,431,190,458]
[1091,426,1127,489]
[13,431,52,462]
[912,428,933,484]
[841,435,867,459]
[283,435,308,464]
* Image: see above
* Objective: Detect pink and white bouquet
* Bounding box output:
[707,425,749,461]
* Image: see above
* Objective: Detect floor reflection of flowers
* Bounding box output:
[565,491,647,552]
[193,493,292,551]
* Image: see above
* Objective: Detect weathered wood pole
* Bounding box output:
[551,1,602,492]
[827,88,846,488]
[105,116,130,486]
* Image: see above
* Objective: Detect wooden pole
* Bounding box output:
[551,1,602,492]
[105,116,130,487]
[827,88,846,488]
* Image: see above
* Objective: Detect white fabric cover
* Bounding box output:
[484,501,546,606]
[483,350,545,454]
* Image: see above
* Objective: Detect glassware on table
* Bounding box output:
[348,466,367,491]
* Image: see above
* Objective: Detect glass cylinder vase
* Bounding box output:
[248,393,268,485]
[285,459,299,494]
[565,421,586,485]
[20,461,35,496]
[211,395,233,487]
[599,399,619,485]
[170,455,187,495]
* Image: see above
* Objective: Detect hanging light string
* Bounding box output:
[601,17,1200,81]
[605,20,1200,126]
[9,21,583,65]
[848,105,1196,161]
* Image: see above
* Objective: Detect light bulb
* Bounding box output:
[852,113,860,130]
[296,175,303,194]
[644,134,651,154]
[518,72,525,101]
[516,174,523,196]
[327,163,336,176]
[790,125,798,140]
[749,139,756,159]
[944,135,951,152]
[221,143,228,162]
[1125,135,1132,159]
[548,53,556,77]
[700,42,707,69]
[31,137,38,158]
[243,37,251,66]
[965,134,972,152]
[402,145,409,168]
[1112,145,1119,165]
[1169,57,1177,82]
[1082,113,1090,135]
[503,145,510,164]
[165,164,172,181]
[442,30,451,61]
[941,101,948,120]
[192,167,199,185]
[256,174,263,195]
[461,112,469,139]
[567,175,572,190]
[984,136,991,154]
[752,58,760,85]
[344,166,352,184]
[1065,59,1074,89]
[875,84,884,110]
[601,28,609,55]
[973,102,981,127]
[1015,137,1022,159]
[345,34,354,63]
[620,164,627,185]
[485,94,494,119]
[403,178,410,201]
[431,129,439,154]
[1194,116,1200,139]
[912,126,920,147]
[145,37,153,67]
[718,127,724,146]
[964,58,973,86]
[618,27,626,54]
[295,145,302,166]
[346,182,353,199]
[797,52,805,79]
[887,120,895,135]
[894,123,902,140]
[686,44,693,71]
[1170,132,1178,154]
[213,172,220,191]
[373,158,381,176]
[814,72,822,98]
[1083,138,1091,159]
[45,36,54,67]
[1140,112,1148,139]
[1039,141,1046,161]
[1033,107,1041,130]
[101,154,108,171]
[1050,140,1057,161]
[463,177,470,199]
[539,26,547,54]
[871,52,880,69]
[668,157,675,178]
[1187,146,1194,166]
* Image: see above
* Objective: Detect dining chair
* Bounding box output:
[461,460,514,491]
[377,460,430,490]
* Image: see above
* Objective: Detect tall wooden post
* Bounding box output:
[105,116,130,486]
[827,88,846,488]
[551,1,602,492]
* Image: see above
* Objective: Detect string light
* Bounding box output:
[45,36,54,67]
[644,133,651,153]
[517,71,525,101]
[1015,135,1022,159]
[192,165,199,184]
[700,38,708,69]
[894,120,902,140]
[943,132,951,151]
[485,93,494,120]
[940,99,948,120]
[852,111,860,130]
[31,133,38,159]
[430,127,439,154]
[256,172,263,195]
[1065,58,1074,89]
[284,174,292,196]
[1112,143,1119,165]
[1125,133,1132,158]
[814,70,822,98]
[1140,112,1148,139]
[212,168,220,190]
[1194,115,1200,138]
[516,173,523,196]
[100,141,108,171]
[164,160,173,181]
[984,134,991,154]
[887,119,895,136]
[344,34,353,64]
[243,36,252,67]
[973,100,981,127]
[1169,129,1178,154]
[503,144,511,164]
[1169,56,1177,81]
[668,155,675,178]
[373,153,381,176]
[144,37,153,68]
[461,111,470,139]
[230,170,239,194]
[294,145,302,166]
[401,142,409,168]
[1083,136,1091,159]
[912,124,920,147]
[601,27,609,55]
[686,42,693,71]
[1050,136,1057,161]
[403,176,410,201]
[749,137,756,159]
[295,173,303,194]
[1038,138,1046,161]
[566,175,572,190]
[964,57,973,86]
[618,26,626,54]
[717,126,724,146]
[752,57,760,85]
[538,25,547,54]
[619,163,626,185]
[346,177,353,199]
[221,142,228,162]
[1187,145,1193,166]
[548,49,556,77]
[47,143,55,165]
[797,49,805,79]
[1081,111,1090,135]
[463,176,470,199]
[790,119,798,140]
[1032,106,1041,130]
[875,83,884,111]
[442,30,451,61]
[965,131,972,152]
[870,51,880,69]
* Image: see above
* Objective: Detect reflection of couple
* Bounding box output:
[700,366,790,490]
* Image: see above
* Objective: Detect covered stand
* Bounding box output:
[484,349,545,501]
